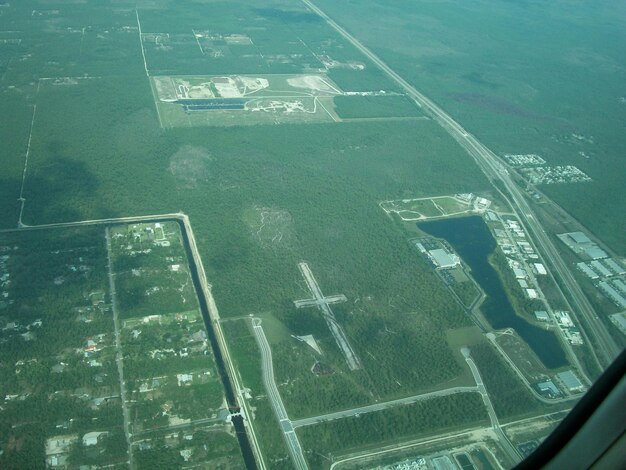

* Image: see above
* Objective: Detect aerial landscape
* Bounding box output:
[0,0,624,469]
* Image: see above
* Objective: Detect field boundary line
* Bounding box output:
[18,103,37,227]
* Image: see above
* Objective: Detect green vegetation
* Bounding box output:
[0,227,126,469]
[450,277,480,308]
[334,95,422,119]
[5,0,615,466]
[470,343,542,419]
[298,393,488,468]
[111,223,196,319]
[315,0,626,254]
[135,430,245,470]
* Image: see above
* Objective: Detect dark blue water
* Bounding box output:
[418,216,567,369]
[178,98,246,111]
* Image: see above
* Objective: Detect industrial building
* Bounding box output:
[428,248,459,269]
[534,311,549,321]
[513,267,527,279]
[536,380,560,398]
[485,211,498,221]
[556,370,584,393]
[559,231,607,259]
[526,288,538,299]
[567,232,591,244]
[609,313,626,335]
[599,281,626,309]
[613,279,626,295]
[584,246,607,260]
[590,260,612,277]
[577,262,599,280]
[603,258,625,275]
[555,311,574,328]
[533,263,547,275]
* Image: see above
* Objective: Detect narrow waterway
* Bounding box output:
[418,216,567,369]
[176,220,258,469]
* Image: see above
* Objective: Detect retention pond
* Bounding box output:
[418,216,567,369]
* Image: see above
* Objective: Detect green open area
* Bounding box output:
[381,195,475,221]
[496,332,551,383]
[297,393,489,468]
[334,94,422,119]
[152,73,342,127]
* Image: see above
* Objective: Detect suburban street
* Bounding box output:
[105,227,134,469]
[301,0,620,368]
[251,318,308,470]
[4,213,267,470]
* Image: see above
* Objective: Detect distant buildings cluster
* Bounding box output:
[559,232,626,310]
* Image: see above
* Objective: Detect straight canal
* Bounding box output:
[176,220,258,469]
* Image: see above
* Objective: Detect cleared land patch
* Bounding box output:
[380,194,490,221]
[151,74,342,127]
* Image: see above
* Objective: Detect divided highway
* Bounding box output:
[301,0,620,367]
[462,348,521,465]
[251,318,308,470]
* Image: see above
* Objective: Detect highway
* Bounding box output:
[251,318,309,470]
[105,227,134,468]
[301,0,620,367]
[292,386,478,428]
[462,348,521,465]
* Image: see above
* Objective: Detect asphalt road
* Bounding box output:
[292,386,479,428]
[462,348,522,465]
[105,227,134,468]
[300,0,620,367]
[252,318,308,470]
